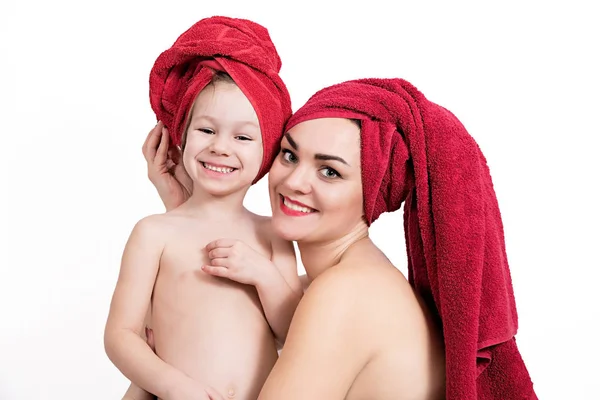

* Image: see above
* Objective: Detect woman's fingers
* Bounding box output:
[143,121,163,162]
[204,386,226,400]
[144,326,156,351]
[155,126,170,166]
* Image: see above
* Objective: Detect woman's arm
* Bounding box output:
[257,266,375,399]
[104,216,202,399]
[122,383,156,400]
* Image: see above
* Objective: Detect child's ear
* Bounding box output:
[168,145,182,163]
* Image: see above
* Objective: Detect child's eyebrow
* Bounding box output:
[190,115,216,124]
[190,115,258,129]
[236,121,259,129]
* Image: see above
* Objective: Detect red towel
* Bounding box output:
[286,78,537,399]
[149,16,292,183]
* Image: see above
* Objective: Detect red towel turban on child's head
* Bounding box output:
[149,16,292,183]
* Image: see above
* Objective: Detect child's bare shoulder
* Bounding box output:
[131,213,180,240]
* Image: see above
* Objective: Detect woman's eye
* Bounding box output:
[319,167,341,179]
[281,149,297,163]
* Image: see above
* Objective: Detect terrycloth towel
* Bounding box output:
[149,16,292,182]
[285,78,536,399]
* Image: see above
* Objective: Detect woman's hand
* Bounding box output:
[142,121,193,211]
[144,327,224,400]
[202,239,274,286]
[169,381,224,400]
[145,326,155,351]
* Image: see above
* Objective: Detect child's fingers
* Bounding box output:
[205,238,237,251]
[208,248,229,259]
[208,257,229,267]
[201,265,229,277]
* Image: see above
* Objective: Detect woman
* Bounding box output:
[138,77,536,399]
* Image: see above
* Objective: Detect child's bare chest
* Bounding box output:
[160,222,271,275]
[150,220,272,323]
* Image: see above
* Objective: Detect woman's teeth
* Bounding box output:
[283,197,313,213]
[202,163,235,174]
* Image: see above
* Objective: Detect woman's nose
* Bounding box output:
[282,165,312,194]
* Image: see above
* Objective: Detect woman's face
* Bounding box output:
[268,118,364,243]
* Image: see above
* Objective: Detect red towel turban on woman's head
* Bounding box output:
[285,78,537,399]
[149,16,292,183]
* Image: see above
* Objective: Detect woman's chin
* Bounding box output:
[272,220,304,242]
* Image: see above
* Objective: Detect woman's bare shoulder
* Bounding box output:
[307,261,402,311]
[312,257,424,328]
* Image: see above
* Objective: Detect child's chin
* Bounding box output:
[201,181,250,195]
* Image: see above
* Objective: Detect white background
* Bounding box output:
[1,1,598,399]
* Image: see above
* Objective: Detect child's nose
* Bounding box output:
[209,134,231,155]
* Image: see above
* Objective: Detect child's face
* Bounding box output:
[182,81,263,197]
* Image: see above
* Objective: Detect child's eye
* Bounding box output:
[281,149,298,163]
[198,128,215,134]
[319,167,341,179]
[235,135,252,141]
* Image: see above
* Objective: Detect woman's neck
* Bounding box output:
[298,220,370,281]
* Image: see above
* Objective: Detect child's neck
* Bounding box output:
[181,185,249,221]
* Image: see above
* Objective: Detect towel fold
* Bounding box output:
[149,16,292,182]
[285,78,536,399]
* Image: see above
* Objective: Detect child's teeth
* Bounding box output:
[203,163,234,173]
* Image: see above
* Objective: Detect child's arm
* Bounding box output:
[105,217,204,399]
[261,235,303,345]
[121,325,158,400]
[202,238,302,344]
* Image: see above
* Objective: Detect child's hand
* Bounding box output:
[143,121,193,211]
[202,239,273,286]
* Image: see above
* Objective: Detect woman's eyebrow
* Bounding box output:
[315,153,350,166]
[284,132,298,150]
[284,132,350,166]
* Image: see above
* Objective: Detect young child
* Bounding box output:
[104,17,300,400]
